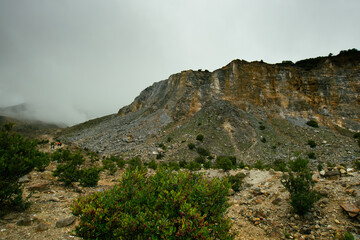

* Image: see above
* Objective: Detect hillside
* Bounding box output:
[60,49,360,166]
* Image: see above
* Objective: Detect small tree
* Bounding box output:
[283,157,320,215]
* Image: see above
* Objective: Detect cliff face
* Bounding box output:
[62,49,360,164]
[119,50,360,131]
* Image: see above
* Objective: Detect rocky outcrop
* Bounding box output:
[61,49,360,162]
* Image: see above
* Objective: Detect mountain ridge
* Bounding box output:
[61,49,360,165]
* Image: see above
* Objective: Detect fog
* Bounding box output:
[0,0,359,126]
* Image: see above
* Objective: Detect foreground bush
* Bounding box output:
[71,169,234,239]
[283,157,320,215]
[0,123,50,211]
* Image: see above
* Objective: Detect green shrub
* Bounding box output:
[168,161,180,171]
[186,161,201,171]
[148,159,158,170]
[215,156,233,171]
[227,173,245,192]
[307,140,317,148]
[196,147,210,156]
[307,152,316,159]
[253,160,265,170]
[259,125,266,130]
[317,162,324,171]
[196,134,204,142]
[115,157,126,169]
[203,160,212,169]
[282,157,320,215]
[353,159,360,170]
[195,156,206,164]
[237,160,245,169]
[337,231,355,240]
[167,136,172,142]
[156,153,165,159]
[71,169,234,239]
[79,167,101,187]
[306,120,319,128]
[53,151,85,186]
[128,157,143,171]
[179,160,187,168]
[158,143,166,151]
[353,132,360,139]
[260,137,267,143]
[272,159,287,172]
[0,123,50,210]
[102,158,117,175]
[188,143,196,150]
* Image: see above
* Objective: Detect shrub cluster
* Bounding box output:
[215,156,236,171]
[0,123,51,210]
[71,169,234,239]
[282,157,320,215]
[306,120,319,128]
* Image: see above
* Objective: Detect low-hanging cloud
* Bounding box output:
[0,0,359,126]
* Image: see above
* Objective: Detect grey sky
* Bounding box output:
[0,0,359,125]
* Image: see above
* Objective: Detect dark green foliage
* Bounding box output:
[102,158,117,175]
[353,159,360,170]
[114,157,126,169]
[237,160,245,169]
[306,120,319,128]
[168,161,180,171]
[156,152,165,159]
[196,134,204,142]
[338,232,355,240]
[196,147,210,156]
[227,173,245,192]
[188,143,196,150]
[158,143,166,151]
[167,136,172,142]
[260,137,267,143]
[215,156,234,171]
[71,169,234,239]
[317,162,324,171]
[0,123,50,210]
[179,160,187,168]
[307,152,316,159]
[353,132,360,139]
[186,161,201,171]
[79,167,101,187]
[128,157,143,171]
[147,159,158,170]
[307,140,317,148]
[272,159,287,172]
[358,138,360,148]
[326,161,336,168]
[195,156,206,164]
[53,151,85,186]
[203,160,212,169]
[282,157,320,215]
[259,125,266,130]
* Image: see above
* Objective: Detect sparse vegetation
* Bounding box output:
[196,147,210,156]
[260,137,267,143]
[79,167,101,187]
[307,152,316,159]
[283,157,320,215]
[0,123,51,211]
[306,120,319,128]
[307,140,317,148]
[71,169,234,239]
[188,143,196,150]
[102,158,117,175]
[196,134,204,142]
[227,173,245,192]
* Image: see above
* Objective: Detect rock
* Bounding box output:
[339,169,346,175]
[272,197,282,205]
[18,175,31,183]
[340,201,360,217]
[324,169,340,179]
[334,219,340,224]
[16,217,32,226]
[28,182,49,192]
[319,170,326,176]
[56,216,76,228]
[35,222,49,232]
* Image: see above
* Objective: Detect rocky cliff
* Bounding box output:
[61,49,360,165]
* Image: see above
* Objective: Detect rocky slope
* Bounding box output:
[60,49,360,165]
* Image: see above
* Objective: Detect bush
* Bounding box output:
[102,158,117,175]
[307,152,316,159]
[282,157,320,215]
[148,159,158,170]
[188,143,196,150]
[203,160,212,169]
[53,151,85,186]
[128,157,143,171]
[195,156,206,164]
[71,169,234,239]
[196,147,210,156]
[115,157,126,169]
[156,153,165,159]
[227,173,245,192]
[259,125,266,130]
[168,161,180,171]
[0,123,50,210]
[179,160,187,168]
[196,134,204,142]
[306,120,319,128]
[353,132,360,139]
[308,140,317,148]
[237,160,245,169]
[272,159,287,172]
[79,167,101,187]
[260,137,267,143]
[253,160,266,170]
[186,161,201,171]
[215,156,233,171]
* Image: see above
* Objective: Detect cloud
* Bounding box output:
[0,0,359,126]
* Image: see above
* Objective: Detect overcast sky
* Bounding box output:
[0,0,359,126]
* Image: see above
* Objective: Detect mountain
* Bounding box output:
[60,49,360,166]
